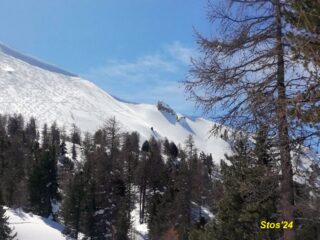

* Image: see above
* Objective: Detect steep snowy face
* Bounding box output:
[0,44,230,162]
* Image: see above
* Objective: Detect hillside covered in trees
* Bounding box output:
[0,113,319,239]
[0,0,319,239]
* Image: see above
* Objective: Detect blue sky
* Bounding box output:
[0,0,211,115]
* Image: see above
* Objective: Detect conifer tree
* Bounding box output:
[78,120,125,239]
[24,117,40,178]
[104,117,121,161]
[0,206,16,240]
[62,171,85,240]
[25,117,38,147]
[42,123,50,150]
[92,148,114,239]
[207,136,280,240]
[80,151,99,239]
[146,138,168,239]
[174,157,192,240]
[2,115,28,207]
[0,115,9,191]
[29,145,58,217]
[72,143,77,161]
[120,132,140,237]
[71,124,81,145]
[135,140,150,224]
[58,141,67,163]
[169,142,178,159]
[184,1,320,238]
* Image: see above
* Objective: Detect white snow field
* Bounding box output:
[6,207,68,240]
[0,43,231,163]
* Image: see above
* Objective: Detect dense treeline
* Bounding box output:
[0,113,319,240]
[0,114,60,216]
[0,114,219,239]
[190,132,320,240]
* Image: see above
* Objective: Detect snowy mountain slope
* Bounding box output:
[0,44,230,162]
[6,208,70,240]
[0,43,77,77]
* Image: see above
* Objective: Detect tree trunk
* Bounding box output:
[139,184,146,224]
[275,1,296,239]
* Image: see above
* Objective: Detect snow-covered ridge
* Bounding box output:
[0,43,231,162]
[0,43,77,77]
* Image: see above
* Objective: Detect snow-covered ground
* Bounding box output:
[131,202,149,240]
[0,43,231,163]
[6,206,148,240]
[6,207,68,240]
